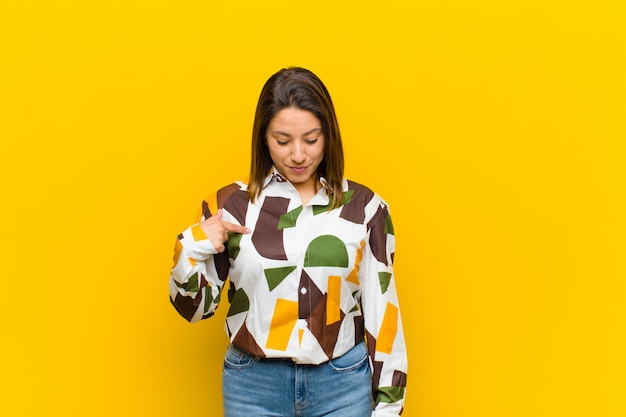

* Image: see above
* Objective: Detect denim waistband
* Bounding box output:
[231,341,367,366]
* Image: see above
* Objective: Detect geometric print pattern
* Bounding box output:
[169,169,407,416]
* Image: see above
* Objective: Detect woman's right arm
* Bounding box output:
[169,207,249,323]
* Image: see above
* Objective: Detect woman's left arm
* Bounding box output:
[359,197,408,417]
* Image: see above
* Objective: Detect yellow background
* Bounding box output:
[1,1,625,416]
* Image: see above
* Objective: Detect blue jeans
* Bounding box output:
[222,341,373,417]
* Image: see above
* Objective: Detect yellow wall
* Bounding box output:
[1,1,625,416]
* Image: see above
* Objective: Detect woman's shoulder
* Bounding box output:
[200,180,249,219]
[216,180,248,203]
[343,179,387,205]
[341,179,390,222]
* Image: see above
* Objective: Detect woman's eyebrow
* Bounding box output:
[270,127,322,137]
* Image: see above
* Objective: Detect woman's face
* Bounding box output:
[266,107,325,194]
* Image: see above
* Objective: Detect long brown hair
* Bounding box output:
[248,67,344,208]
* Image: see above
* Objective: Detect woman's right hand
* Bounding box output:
[200,208,250,253]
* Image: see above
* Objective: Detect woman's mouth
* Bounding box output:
[289,166,308,174]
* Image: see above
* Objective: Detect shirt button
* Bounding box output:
[300,287,307,294]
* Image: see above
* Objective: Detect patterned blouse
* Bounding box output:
[169,169,407,416]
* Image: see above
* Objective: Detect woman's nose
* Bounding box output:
[291,142,305,163]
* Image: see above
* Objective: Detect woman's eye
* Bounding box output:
[305,138,318,144]
[277,140,288,145]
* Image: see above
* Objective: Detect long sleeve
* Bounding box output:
[360,199,408,416]
[169,200,230,323]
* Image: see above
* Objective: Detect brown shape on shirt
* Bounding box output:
[252,196,289,260]
[298,270,324,319]
[367,204,390,266]
[221,185,249,226]
[340,181,375,224]
[307,291,346,359]
[232,321,266,358]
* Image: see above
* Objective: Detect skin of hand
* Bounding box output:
[200,208,251,252]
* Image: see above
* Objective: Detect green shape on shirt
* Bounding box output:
[312,190,354,215]
[304,235,349,267]
[227,232,243,259]
[264,266,297,291]
[378,272,392,294]
[311,204,328,216]
[227,288,249,317]
[350,291,361,312]
[342,189,354,205]
[203,286,213,314]
[176,271,199,292]
[377,386,405,403]
[385,215,395,235]
[278,205,303,229]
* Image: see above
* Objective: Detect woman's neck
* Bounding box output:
[294,178,320,206]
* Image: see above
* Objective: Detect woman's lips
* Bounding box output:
[289,166,308,174]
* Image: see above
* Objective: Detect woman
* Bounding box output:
[169,67,407,417]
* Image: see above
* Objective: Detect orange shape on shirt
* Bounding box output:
[376,302,398,354]
[346,241,365,285]
[172,239,183,267]
[266,298,298,351]
[326,275,341,325]
[191,224,207,241]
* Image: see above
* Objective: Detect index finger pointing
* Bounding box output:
[222,221,251,234]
